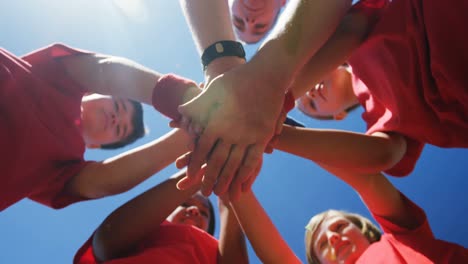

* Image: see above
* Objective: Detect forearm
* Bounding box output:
[93,170,200,262]
[318,164,418,230]
[231,191,300,264]
[218,200,249,264]
[68,129,191,199]
[179,0,245,82]
[289,10,370,98]
[179,0,235,54]
[61,54,161,105]
[251,0,353,92]
[276,126,407,174]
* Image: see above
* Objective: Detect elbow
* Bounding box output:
[370,133,407,172]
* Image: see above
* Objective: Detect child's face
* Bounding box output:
[229,0,286,43]
[297,66,356,120]
[80,94,136,148]
[311,214,370,264]
[166,193,211,232]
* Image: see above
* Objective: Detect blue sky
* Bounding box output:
[1,1,467,263]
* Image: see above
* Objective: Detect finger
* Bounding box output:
[176,176,197,190]
[213,145,244,196]
[178,116,191,132]
[178,94,212,123]
[201,139,230,196]
[177,165,206,190]
[230,145,264,201]
[169,120,180,128]
[188,122,204,137]
[186,126,218,180]
[265,136,279,154]
[175,152,192,169]
[241,157,263,192]
[275,110,287,137]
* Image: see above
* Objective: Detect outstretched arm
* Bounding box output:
[319,164,421,230]
[275,125,407,175]
[276,126,420,229]
[92,169,202,262]
[288,6,371,98]
[66,129,191,199]
[231,190,301,264]
[175,0,354,201]
[217,197,249,264]
[60,53,162,105]
[178,0,245,82]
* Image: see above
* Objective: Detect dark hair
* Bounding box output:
[101,100,145,149]
[207,198,216,236]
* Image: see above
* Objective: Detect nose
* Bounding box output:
[327,231,340,247]
[186,206,200,216]
[111,113,120,126]
[245,16,256,23]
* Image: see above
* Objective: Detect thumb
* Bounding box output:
[176,164,206,190]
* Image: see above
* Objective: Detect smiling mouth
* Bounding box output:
[336,242,354,259]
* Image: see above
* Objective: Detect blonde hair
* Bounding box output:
[304,210,381,264]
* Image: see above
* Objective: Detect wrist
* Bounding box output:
[243,58,292,99]
[201,40,246,71]
[152,74,201,120]
[204,56,246,83]
[249,44,297,93]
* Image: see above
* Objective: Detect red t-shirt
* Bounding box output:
[349,0,468,176]
[0,43,94,211]
[74,221,219,264]
[358,193,468,263]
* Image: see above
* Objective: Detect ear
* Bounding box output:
[86,143,101,149]
[333,111,347,121]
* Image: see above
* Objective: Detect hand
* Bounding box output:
[176,63,286,199]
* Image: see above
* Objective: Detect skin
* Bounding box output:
[296,65,358,120]
[226,126,420,264]
[166,192,212,232]
[91,170,248,263]
[177,0,353,201]
[229,0,287,44]
[80,94,135,148]
[312,214,370,264]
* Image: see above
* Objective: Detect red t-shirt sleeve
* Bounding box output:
[22,43,95,95]
[383,137,424,176]
[371,192,433,239]
[29,160,95,209]
[21,43,98,209]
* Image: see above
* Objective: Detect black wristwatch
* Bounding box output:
[201,40,246,70]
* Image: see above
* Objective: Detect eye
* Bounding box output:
[335,222,347,232]
[233,16,245,31]
[116,125,121,137]
[201,210,209,218]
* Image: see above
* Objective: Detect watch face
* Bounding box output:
[215,43,225,53]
